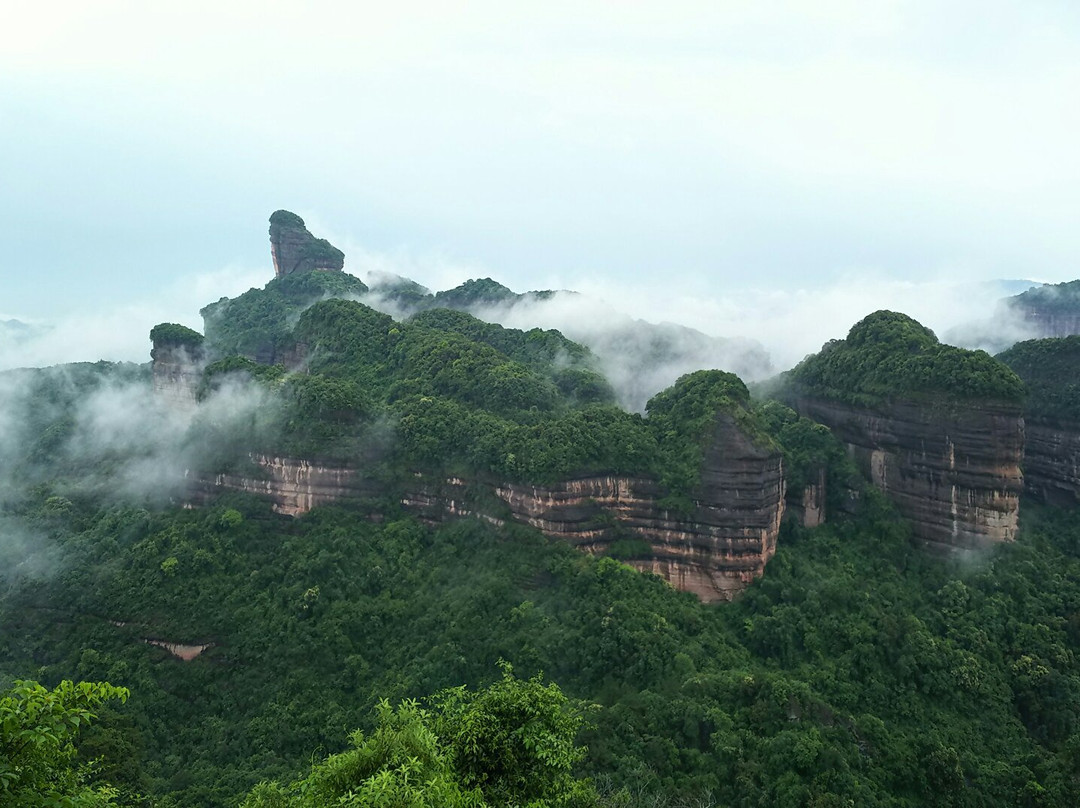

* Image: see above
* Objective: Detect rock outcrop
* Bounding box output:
[192,413,785,602]
[269,210,345,277]
[792,397,1023,551]
[150,323,205,407]
[1022,423,1080,506]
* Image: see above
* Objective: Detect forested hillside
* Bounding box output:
[2,230,1079,805]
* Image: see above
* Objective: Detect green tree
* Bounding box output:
[242,667,595,808]
[0,679,130,807]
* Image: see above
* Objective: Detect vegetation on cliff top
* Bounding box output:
[1009,279,1080,313]
[998,336,1080,423]
[203,294,770,497]
[786,310,1025,407]
[268,209,306,229]
[148,323,204,359]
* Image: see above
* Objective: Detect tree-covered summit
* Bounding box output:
[786,310,1025,407]
[268,209,306,228]
[148,323,204,360]
[200,271,368,363]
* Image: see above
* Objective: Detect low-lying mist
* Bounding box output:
[0,362,275,581]
[364,269,1041,410]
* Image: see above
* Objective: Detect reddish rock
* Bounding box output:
[269,210,345,277]
[793,396,1023,551]
[191,413,785,602]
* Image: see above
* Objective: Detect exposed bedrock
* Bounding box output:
[1022,422,1080,506]
[151,346,201,407]
[194,415,785,602]
[1011,306,1080,339]
[792,397,1023,551]
[269,210,345,277]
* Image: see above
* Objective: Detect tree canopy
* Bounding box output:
[786,310,1025,407]
[1,679,130,807]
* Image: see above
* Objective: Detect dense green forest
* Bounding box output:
[998,336,1080,424]
[2,476,1078,805]
[2,281,1079,806]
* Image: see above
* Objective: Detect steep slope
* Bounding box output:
[179,216,790,599]
[782,311,1025,551]
[149,323,204,406]
[269,209,345,277]
[999,336,1080,505]
[190,366,784,602]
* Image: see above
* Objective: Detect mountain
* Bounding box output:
[780,310,1025,552]
[1,212,1079,806]
[1005,279,1080,339]
[0,317,52,357]
[365,273,775,413]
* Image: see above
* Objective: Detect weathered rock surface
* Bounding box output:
[192,414,785,602]
[787,467,827,529]
[269,210,344,277]
[1011,305,1080,339]
[1021,421,1080,506]
[151,346,201,407]
[792,397,1023,551]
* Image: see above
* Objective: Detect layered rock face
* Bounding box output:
[793,397,1023,551]
[787,467,827,529]
[151,345,201,407]
[194,414,785,602]
[1022,422,1080,506]
[269,210,345,277]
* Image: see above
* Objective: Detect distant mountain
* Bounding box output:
[364,273,774,412]
[941,278,1050,353]
[0,318,48,344]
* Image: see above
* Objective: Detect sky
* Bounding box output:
[2,1,1079,371]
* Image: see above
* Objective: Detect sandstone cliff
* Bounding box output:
[269,209,345,277]
[1022,423,1080,506]
[191,413,785,602]
[996,337,1080,506]
[792,396,1023,551]
[150,323,205,407]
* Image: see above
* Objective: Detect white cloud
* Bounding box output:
[0,264,266,371]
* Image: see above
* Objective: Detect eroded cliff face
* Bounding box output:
[793,397,1023,551]
[193,414,785,602]
[1010,305,1080,339]
[151,346,201,407]
[1022,422,1080,506]
[269,211,345,277]
[787,467,827,529]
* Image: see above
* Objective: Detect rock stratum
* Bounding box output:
[192,413,785,602]
[792,396,1023,551]
[149,323,205,407]
[1022,423,1080,506]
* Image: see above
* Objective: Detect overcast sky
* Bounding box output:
[2,1,1078,369]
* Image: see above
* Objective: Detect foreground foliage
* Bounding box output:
[0,679,130,807]
[242,666,594,808]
